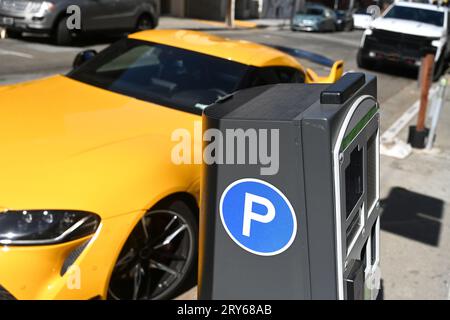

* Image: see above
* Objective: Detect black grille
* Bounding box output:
[372,29,435,47]
[367,30,437,58]
[60,240,90,276]
[0,285,16,300]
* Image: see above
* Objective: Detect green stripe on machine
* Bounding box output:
[341,106,378,151]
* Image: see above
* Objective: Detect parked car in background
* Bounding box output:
[292,3,337,32]
[0,0,159,45]
[357,2,449,80]
[353,8,373,29]
[335,9,354,31]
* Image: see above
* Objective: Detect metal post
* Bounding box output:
[417,54,434,132]
[426,78,447,150]
[226,0,235,28]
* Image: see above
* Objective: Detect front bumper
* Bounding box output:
[0,210,143,300]
[0,10,54,33]
[361,31,439,66]
[359,47,423,67]
[291,23,319,32]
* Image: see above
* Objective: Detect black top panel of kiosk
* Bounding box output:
[204,83,327,121]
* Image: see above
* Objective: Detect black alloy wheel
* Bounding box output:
[108,200,198,300]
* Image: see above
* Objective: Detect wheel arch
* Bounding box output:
[51,10,70,33]
[149,192,199,221]
[103,191,199,300]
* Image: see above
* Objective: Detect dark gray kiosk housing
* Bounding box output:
[199,73,381,300]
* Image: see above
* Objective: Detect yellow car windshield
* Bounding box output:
[68,39,249,114]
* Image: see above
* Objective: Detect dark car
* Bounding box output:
[292,3,337,32]
[0,0,159,45]
[335,9,354,31]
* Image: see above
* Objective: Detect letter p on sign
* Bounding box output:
[242,193,275,237]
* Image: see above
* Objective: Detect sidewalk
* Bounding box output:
[379,77,450,299]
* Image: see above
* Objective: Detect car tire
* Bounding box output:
[108,198,198,300]
[135,13,155,32]
[54,17,72,46]
[357,49,374,70]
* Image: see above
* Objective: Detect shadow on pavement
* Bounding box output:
[380,187,444,246]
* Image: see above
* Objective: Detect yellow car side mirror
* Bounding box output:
[306,60,344,84]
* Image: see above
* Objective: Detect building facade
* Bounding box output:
[157,0,389,20]
[158,0,271,20]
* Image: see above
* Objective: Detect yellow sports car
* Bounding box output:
[0,29,343,300]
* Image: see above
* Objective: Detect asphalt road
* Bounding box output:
[0,34,109,81]
[1,23,449,300]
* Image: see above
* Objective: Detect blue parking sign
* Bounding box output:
[220,178,297,256]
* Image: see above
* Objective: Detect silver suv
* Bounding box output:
[0,0,159,45]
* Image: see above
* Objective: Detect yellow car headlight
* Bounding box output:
[0,210,100,245]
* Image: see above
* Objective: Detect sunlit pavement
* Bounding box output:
[1,17,450,300]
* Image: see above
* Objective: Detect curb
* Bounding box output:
[192,19,288,30]
[193,19,258,29]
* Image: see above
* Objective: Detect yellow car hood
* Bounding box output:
[0,76,200,217]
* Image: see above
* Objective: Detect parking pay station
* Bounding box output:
[199,73,381,300]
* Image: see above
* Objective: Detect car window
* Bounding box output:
[98,46,161,72]
[335,10,345,18]
[355,8,370,16]
[305,8,324,15]
[355,8,370,15]
[384,6,444,27]
[68,39,249,114]
[245,67,305,88]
